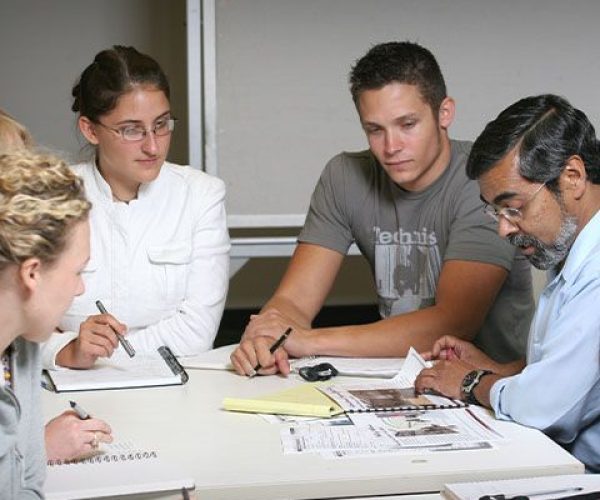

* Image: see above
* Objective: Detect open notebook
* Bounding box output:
[319,347,465,412]
[181,343,405,378]
[45,440,194,500]
[44,346,188,392]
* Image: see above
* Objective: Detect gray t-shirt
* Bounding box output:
[299,140,534,362]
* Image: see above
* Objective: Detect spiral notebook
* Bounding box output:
[319,383,465,412]
[44,346,189,392]
[318,348,465,413]
[45,440,194,500]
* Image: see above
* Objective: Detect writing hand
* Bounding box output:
[45,410,113,461]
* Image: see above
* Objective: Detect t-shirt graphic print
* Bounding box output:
[374,226,441,317]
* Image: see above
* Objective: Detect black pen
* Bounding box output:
[250,327,293,377]
[95,300,136,358]
[69,400,91,420]
[479,486,583,500]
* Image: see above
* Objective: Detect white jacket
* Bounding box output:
[42,161,230,369]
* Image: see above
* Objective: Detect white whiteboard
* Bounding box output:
[189,0,600,227]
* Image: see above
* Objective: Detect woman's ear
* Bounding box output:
[18,258,42,294]
[78,116,100,145]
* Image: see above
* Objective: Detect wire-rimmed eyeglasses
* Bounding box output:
[483,182,546,224]
[96,117,176,142]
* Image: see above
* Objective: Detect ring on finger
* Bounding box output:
[91,432,99,449]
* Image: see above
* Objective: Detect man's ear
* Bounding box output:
[78,116,100,146]
[560,155,587,200]
[18,258,42,294]
[438,96,455,130]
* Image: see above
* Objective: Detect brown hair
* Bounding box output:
[72,45,170,122]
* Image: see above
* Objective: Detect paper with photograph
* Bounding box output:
[319,347,464,412]
[280,406,503,458]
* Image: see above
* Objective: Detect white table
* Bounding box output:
[42,369,583,500]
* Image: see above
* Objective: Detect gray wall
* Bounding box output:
[0,1,577,308]
[0,0,188,164]
[212,0,600,224]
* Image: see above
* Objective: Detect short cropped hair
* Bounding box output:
[349,41,447,114]
[466,94,600,189]
[0,151,91,271]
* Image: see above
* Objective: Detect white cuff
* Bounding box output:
[41,331,79,370]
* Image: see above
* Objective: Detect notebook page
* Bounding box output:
[47,351,181,391]
[45,440,194,500]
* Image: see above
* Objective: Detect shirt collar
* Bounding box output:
[91,161,166,203]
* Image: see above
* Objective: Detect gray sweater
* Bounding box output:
[0,338,45,498]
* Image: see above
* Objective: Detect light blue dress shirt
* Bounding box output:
[490,210,600,471]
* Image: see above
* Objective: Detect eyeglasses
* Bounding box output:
[483,182,546,224]
[96,117,176,142]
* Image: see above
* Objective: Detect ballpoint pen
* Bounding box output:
[69,400,91,420]
[95,300,136,357]
[250,327,292,377]
[519,486,583,498]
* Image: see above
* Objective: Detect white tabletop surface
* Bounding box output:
[42,369,583,500]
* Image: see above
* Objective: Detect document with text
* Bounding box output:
[280,406,504,459]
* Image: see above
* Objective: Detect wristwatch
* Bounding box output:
[461,369,492,405]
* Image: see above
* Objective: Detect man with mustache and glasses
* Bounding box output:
[415,94,600,472]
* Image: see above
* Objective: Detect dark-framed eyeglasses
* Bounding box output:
[96,117,176,142]
[483,182,546,224]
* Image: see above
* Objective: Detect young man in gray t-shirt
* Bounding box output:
[231,41,534,376]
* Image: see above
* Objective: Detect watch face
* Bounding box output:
[462,370,478,391]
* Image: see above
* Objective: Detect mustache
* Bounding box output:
[508,234,541,249]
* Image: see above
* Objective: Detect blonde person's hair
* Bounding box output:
[0,151,91,272]
[0,109,34,153]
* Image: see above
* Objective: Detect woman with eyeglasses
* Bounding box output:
[42,46,230,370]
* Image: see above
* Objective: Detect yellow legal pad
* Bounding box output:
[222,383,344,418]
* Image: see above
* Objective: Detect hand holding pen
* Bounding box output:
[45,401,113,461]
[95,301,136,357]
[57,301,133,369]
[249,327,293,377]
